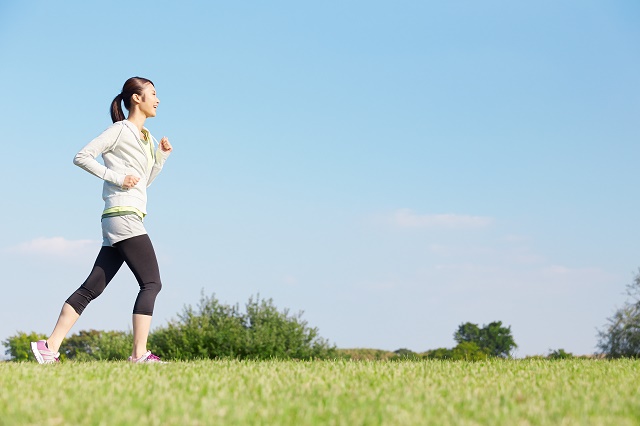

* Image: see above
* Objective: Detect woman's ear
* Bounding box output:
[131,93,141,105]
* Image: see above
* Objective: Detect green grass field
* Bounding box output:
[1,359,639,425]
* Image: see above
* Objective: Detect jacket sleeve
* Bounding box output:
[73,123,127,187]
[147,145,171,187]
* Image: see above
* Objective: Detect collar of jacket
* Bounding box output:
[122,120,149,141]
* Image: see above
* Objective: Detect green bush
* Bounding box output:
[451,341,489,361]
[62,330,132,361]
[423,347,454,360]
[150,293,247,360]
[391,348,420,360]
[547,348,574,360]
[245,295,334,359]
[150,292,337,360]
[336,348,395,361]
[423,342,489,361]
[2,331,47,362]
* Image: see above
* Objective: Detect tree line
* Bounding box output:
[4,268,640,362]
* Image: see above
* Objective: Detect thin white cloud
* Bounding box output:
[7,237,98,258]
[391,209,493,229]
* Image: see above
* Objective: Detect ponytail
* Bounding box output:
[109,77,155,123]
[110,93,125,123]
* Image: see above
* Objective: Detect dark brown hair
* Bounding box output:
[110,77,155,123]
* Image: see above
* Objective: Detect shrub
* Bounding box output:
[62,330,132,361]
[150,293,246,360]
[424,342,489,361]
[451,341,490,361]
[150,292,336,360]
[391,348,420,360]
[547,348,574,360]
[245,295,334,359]
[423,347,454,360]
[336,348,395,361]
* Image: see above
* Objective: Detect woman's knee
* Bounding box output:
[142,280,162,295]
[65,284,104,315]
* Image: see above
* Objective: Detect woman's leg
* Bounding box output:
[46,303,79,354]
[48,246,125,353]
[132,313,153,358]
[113,234,162,359]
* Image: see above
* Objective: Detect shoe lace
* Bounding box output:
[147,353,162,361]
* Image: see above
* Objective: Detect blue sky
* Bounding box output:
[1,1,639,357]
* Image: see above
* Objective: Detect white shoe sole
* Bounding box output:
[30,342,45,364]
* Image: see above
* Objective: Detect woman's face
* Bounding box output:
[138,83,160,118]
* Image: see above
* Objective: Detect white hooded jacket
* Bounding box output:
[73,120,171,215]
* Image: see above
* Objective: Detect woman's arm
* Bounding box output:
[73,123,127,187]
[147,136,172,187]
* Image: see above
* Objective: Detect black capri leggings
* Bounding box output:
[66,234,162,316]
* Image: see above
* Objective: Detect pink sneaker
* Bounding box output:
[128,351,166,363]
[30,340,60,364]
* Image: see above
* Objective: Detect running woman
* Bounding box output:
[31,77,173,364]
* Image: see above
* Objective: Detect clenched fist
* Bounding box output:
[160,137,172,153]
[122,175,140,189]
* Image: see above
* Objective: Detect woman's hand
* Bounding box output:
[122,175,140,189]
[160,137,173,153]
